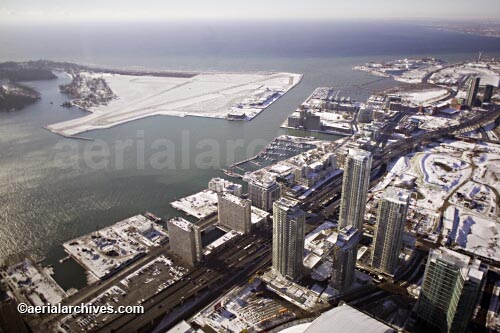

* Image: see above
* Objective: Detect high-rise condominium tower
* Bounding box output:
[371,187,410,275]
[417,247,486,333]
[272,198,306,280]
[338,148,372,231]
[330,225,360,291]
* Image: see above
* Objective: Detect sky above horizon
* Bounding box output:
[1,0,500,22]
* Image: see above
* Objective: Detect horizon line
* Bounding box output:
[1,17,500,24]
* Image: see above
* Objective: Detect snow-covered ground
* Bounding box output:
[472,149,500,192]
[397,65,443,84]
[443,205,500,261]
[371,156,411,192]
[411,151,472,212]
[410,114,460,131]
[484,121,500,141]
[429,62,500,87]
[353,58,443,84]
[399,89,449,105]
[47,71,302,137]
[449,181,497,218]
[442,142,500,261]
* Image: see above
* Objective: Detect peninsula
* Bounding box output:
[0,83,40,112]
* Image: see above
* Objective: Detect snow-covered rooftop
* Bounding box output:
[219,192,249,207]
[382,187,410,205]
[303,304,394,333]
[169,217,195,232]
[203,230,242,256]
[171,189,218,219]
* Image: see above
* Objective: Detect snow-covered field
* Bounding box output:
[443,205,500,261]
[408,151,472,212]
[47,71,302,137]
[410,114,460,131]
[430,62,500,87]
[397,65,443,84]
[371,156,412,192]
[399,89,449,105]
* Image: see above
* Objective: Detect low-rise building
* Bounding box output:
[208,177,242,197]
[289,151,337,188]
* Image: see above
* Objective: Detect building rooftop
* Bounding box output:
[304,253,323,270]
[219,192,250,207]
[171,189,219,219]
[274,197,300,211]
[339,225,358,239]
[430,247,471,269]
[348,148,372,161]
[251,206,270,224]
[301,304,395,333]
[168,217,195,232]
[429,247,486,284]
[203,230,242,256]
[382,186,410,205]
[334,226,359,248]
[248,176,279,188]
[62,214,168,279]
[225,183,242,192]
[208,177,242,194]
[468,266,485,283]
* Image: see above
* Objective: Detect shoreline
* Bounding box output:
[9,59,302,79]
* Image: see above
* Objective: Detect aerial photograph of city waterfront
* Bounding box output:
[1,1,500,332]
